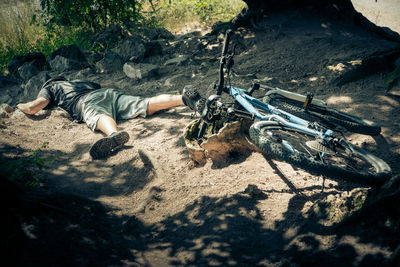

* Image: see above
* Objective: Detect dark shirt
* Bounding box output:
[37,78,101,121]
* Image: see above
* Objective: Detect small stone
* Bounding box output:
[244,184,262,196]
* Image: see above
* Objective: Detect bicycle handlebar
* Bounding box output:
[222,30,233,56]
[198,30,233,143]
[217,30,233,95]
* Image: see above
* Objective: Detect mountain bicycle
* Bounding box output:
[190,30,391,185]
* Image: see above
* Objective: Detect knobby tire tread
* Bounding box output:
[249,121,391,185]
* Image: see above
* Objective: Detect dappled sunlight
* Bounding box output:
[337,235,392,259]
[132,183,391,266]
[328,63,346,72]
[326,95,353,105]
[327,60,362,73]
[348,59,362,66]
[206,43,220,50]
[378,95,400,108]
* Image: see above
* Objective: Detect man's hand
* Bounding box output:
[17,98,49,115]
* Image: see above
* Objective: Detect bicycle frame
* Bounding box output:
[193,30,391,182]
[202,29,335,153]
[226,86,334,141]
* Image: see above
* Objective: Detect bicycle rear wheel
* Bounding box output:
[263,95,381,136]
[249,121,391,185]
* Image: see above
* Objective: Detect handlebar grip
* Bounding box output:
[221,30,233,56]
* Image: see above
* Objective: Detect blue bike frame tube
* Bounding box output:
[228,86,333,140]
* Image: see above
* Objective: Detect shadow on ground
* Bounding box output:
[1,145,399,266]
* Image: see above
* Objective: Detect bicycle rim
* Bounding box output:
[249,121,391,185]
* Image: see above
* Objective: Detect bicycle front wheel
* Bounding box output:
[264,95,381,136]
[249,121,391,185]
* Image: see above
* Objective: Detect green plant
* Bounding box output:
[0,0,38,74]
[1,142,62,187]
[151,0,245,31]
[0,0,244,74]
[384,57,400,92]
[39,0,145,31]
[0,1,96,74]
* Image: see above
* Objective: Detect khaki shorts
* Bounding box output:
[82,88,150,131]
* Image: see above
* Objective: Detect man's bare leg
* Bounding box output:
[95,115,119,136]
[90,115,129,159]
[146,94,184,116]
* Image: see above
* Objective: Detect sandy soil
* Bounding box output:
[1,8,400,266]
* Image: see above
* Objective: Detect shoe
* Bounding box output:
[89,131,130,159]
[182,85,206,113]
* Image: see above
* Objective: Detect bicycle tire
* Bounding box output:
[263,95,381,136]
[249,121,391,185]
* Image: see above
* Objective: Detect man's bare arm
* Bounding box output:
[17,97,50,115]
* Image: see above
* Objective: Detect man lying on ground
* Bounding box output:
[17,77,205,159]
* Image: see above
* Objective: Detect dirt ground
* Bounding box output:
[1,8,400,266]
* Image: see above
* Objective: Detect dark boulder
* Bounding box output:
[7,52,47,76]
[50,44,88,66]
[18,62,40,82]
[49,55,84,72]
[0,76,18,90]
[140,27,175,41]
[91,24,126,47]
[95,51,123,73]
[23,71,51,102]
[112,36,146,62]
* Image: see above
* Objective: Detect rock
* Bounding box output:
[145,40,163,57]
[140,27,175,41]
[23,71,50,101]
[302,188,369,226]
[74,68,95,80]
[244,184,262,196]
[164,55,189,66]
[18,61,40,82]
[6,84,24,99]
[50,44,88,64]
[0,94,12,105]
[0,76,18,90]
[95,51,123,73]
[0,103,14,118]
[210,21,233,35]
[0,84,23,106]
[112,36,146,62]
[83,50,103,67]
[49,55,84,72]
[123,62,158,79]
[91,24,126,46]
[125,23,175,41]
[7,52,47,76]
